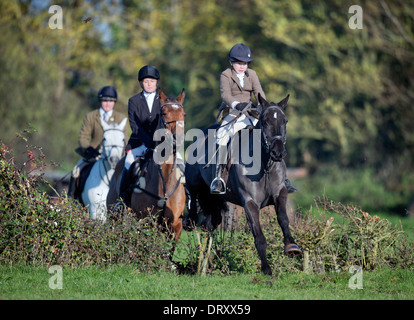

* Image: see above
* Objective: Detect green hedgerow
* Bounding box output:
[0,137,173,272]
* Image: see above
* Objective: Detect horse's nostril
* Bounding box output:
[109,156,119,165]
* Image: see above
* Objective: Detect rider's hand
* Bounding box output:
[235,102,249,111]
[85,146,99,159]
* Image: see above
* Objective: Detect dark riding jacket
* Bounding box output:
[125,91,162,152]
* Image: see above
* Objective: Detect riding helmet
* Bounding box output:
[98,86,117,101]
[228,43,253,62]
[138,65,160,81]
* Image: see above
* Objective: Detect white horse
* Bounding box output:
[82,118,127,222]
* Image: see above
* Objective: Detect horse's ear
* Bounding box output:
[159,90,167,103]
[176,88,185,105]
[258,93,269,109]
[277,94,290,111]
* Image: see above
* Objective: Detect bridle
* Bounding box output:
[261,130,286,153]
[160,102,184,142]
[99,127,125,185]
[260,106,287,154]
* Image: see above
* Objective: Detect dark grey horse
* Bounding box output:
[184,94,302,275]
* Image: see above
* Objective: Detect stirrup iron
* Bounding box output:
[210,177,226,194]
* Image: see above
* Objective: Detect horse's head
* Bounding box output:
[100,118,127,169]
[258,93,289,162]
[159,89,186,148]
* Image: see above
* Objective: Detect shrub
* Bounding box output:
[291,197,414,273]
[0,136,173,272]
[177,197,414,275]
[2,132,412,275]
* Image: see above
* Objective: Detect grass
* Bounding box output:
[1,265,413,300]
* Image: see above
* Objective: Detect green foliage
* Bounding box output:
[0,138,173,272]
[1,136,413,275]
[293,166,413,214]
[176,197,413,275]
[293,197,414,272]
[1,0,413,177]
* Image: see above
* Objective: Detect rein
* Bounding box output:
[215,101,254,130]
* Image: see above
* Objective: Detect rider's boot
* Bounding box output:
[285,178,298,193]
[118,167,131,204]
[210,144,227,194]
[67,175,77,199]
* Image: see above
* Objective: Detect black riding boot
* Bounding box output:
[118,167,130,203]
[67,176,76,199]
[285,178,298,193]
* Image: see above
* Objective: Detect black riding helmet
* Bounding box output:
[98,86,117,101]
[228,43,253,63]
[138,65,160,81]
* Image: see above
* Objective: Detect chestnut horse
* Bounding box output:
[107,89,186,247]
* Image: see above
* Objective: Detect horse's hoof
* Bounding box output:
[284,243,302,257]
[262,266,273,276]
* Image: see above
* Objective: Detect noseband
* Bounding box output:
[160,102,184,126]
[261,130,286,153]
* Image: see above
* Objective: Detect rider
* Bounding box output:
[68,86,128,200]
[211,43,297,194]
[118,65,185,203]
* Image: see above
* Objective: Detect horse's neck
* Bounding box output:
[160,159,177,182]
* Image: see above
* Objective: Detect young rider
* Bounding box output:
[211,43,297,194]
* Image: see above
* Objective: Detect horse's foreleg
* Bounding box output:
[275,188,302,257]
[166,212,183,264]
[172,218,183,241]
[244,200,272,275]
